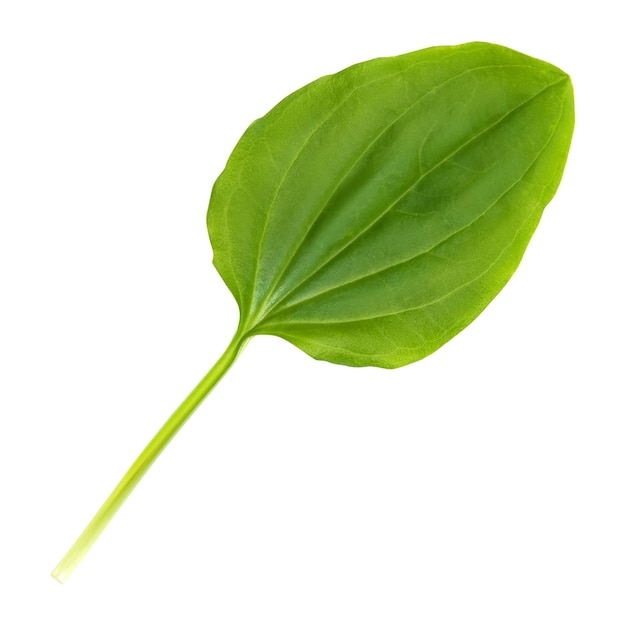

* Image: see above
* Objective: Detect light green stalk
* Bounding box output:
[52,330,248,583]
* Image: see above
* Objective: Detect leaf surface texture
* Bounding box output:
[208,42,574,367]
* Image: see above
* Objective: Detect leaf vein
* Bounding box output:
[257,64,530,312]
[265,76,566,317]
[245,57,433,318]
[263,91,566,324]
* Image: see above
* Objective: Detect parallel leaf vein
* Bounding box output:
[245,57,431,319]
[263,76,566,318]
[261,91,566,325]
[257,63,537,314]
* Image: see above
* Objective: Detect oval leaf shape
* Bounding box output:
[208,42,574,368]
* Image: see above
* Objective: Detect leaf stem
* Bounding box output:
[52,328,249,583]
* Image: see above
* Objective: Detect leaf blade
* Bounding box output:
[208,42,574,367]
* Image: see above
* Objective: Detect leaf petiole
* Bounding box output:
[52,328,249,583]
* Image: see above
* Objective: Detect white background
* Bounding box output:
[1,1,624,624]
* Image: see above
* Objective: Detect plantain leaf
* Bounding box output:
[53,42,575,582]
[208,42,574,368]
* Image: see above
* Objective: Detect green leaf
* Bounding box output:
[208,41,574,368]
[53,42,574,582]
